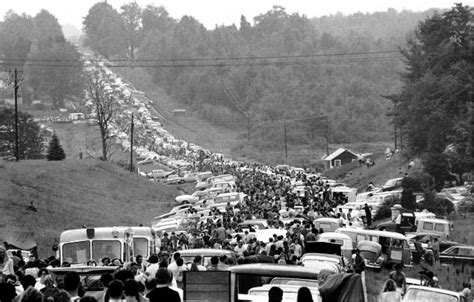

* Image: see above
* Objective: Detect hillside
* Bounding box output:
[0,159,179,257]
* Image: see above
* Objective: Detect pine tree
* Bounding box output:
[46,134,66,161]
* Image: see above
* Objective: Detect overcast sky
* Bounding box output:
[0,0,468,30]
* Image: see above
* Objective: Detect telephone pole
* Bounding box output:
[14,69,19,161]
[325,116,329,156]
[284,120,288,159]
[130,112,134,172]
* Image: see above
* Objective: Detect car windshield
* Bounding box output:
[62,241,91,264]
[237,273,318,297]
[91,240,121,261]
[403,289,458,302]
[133,238,148,258]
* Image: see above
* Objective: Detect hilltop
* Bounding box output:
[0,159,179,257]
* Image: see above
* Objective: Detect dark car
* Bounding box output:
[381,177,403,192]
[439,245,474,265]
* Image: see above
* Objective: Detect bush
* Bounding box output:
[417,191,455,216]
[46,134,66,161]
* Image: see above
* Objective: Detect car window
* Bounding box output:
[434,224,445,232]
[422,222,434,231]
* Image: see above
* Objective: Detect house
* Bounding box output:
[323,148,359,169]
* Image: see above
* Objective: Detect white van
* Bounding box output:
[416,218,452,240]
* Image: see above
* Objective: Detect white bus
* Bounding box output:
[59,226,158,266]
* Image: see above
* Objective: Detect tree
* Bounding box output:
[120,2,142,60]
[83,2,127,58]
[0,11,35,69]
[46,134,65,160]
[84,69,120,161]
[388,4,473,188]
[0,108,44,159]
[25,10,84,109]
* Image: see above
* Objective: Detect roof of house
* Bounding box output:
[323,148,359,161]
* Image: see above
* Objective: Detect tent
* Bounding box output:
[0,231,38,259]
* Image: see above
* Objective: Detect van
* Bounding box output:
[416,218,452,240]
[335,228,411,268]
[210,181,237,192]
[213,192,245,205]
[313,218,341,233]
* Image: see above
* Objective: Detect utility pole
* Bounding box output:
[394,123,397,150]
[14,69,19,161]
[325,116,329,156]
[284,120,288,159]
[130,112,134,172]
[247,117,250,141]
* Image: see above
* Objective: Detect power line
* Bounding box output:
[0,55,404,68]
[0,50,402,63]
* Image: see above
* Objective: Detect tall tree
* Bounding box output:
[26,10,84,108]
[0,108,44,159]
[84,68,120,161]
[0,11,35,68]
[83,2,127,58]
[120,2,142,60]
[388,4,473,186]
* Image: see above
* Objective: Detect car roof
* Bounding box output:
[175,249,235,257]
[406,285,461,297]
[318,232,352,241]
[229,263,319,278]
[417,218,451,224]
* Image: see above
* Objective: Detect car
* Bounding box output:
[165,174,184,184]
[301,253,343,273]
[382,177,403,192]
[439,245,474,265]
[170,249,237,268]
[174,188,222,205]
[247,284,320,302]
[181,173,199,183]
[403,285,464,302]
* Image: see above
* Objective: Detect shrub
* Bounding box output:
[46,134,66,161]
[417,191,455,216]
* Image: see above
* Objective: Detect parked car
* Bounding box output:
[403,285,465,302]
[175,190,213,204]
[165,174,184,184]
[439,245,474,265]
[247,284,320,302]
[382,177,403,192]
[301,253,343,273]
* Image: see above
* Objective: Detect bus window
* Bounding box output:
[422,222,434,231]
[133,238,149,258]
[434,224,445,232]
[92,240,121,261]
[63,241,90,264]
[356,234,366,242]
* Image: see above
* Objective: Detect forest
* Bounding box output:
[80,3,443,146]
[1,3,471,180]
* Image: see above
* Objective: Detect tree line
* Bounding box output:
[82,3,439,146]
[0,9,83,108]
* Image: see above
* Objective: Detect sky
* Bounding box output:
[0,0,470,30]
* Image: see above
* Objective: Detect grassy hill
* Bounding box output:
[0,159,179,258]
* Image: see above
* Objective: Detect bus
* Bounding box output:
[59,226,158,266]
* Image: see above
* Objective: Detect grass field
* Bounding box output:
[0,159,180,257]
